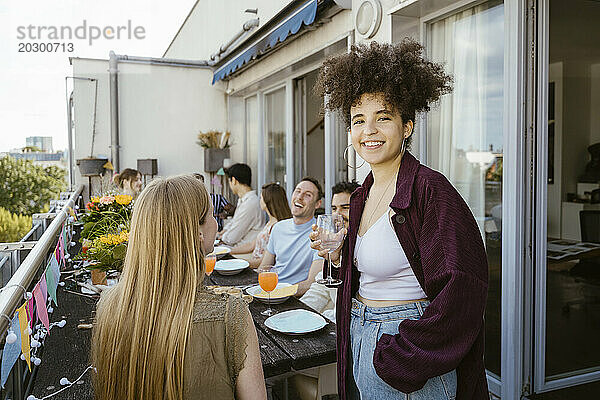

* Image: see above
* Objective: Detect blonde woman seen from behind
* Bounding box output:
[91,175,266,400]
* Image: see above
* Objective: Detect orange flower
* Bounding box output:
[115,194,133,205]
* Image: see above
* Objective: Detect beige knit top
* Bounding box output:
[183,290,249,399]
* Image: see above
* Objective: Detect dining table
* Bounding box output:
[207,253,337,399]
[546,239,600,264]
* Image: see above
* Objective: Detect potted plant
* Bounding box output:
[79,194,133,240]
[76,193,134,284]
[80,230,129,284]
[197,130,231,172]
[76,157,109,176]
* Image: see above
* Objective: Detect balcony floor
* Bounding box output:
[30,283,95,399]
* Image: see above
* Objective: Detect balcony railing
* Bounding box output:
[0,186,83,399]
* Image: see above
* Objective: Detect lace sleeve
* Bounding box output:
[225,295,250,387]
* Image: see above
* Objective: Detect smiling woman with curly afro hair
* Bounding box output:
[310,39,490,400]
[314,38,452,147]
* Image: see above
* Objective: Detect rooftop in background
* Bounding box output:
[1,151,67,169]
[26,136,53,153]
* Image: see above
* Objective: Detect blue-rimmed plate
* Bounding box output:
[246,282,294,304]
[214,259,249,275]
[264,309,327,335]
[209,246,231,257]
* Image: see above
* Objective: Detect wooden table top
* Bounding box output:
[208,261,337,378]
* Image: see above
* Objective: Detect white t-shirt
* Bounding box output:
[267,218,320,284]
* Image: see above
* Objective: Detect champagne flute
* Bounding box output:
[205,254,216,276]
[316,214,344,287]
[259,266,279,316]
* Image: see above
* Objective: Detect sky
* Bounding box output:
[0,0,197,152]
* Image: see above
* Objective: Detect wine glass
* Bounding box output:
[259,266,279,316]
[205,254,216,276]
[316,214,344,287]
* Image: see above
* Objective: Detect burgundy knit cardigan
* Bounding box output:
[335,152,489,399]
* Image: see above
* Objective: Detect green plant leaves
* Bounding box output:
[112,244,127,260]
[0,156,67,215]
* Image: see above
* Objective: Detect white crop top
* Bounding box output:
[354,209,427,301]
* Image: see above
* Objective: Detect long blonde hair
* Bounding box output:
[91,175,210,400]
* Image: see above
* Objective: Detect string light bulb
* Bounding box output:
[6,330,17,344]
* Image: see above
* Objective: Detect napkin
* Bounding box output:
[254,284,298,299]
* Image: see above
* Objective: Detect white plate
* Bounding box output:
[264,309,327,335]
[214,259,249,275]
[209,246,231,257]
[246,282,293,304]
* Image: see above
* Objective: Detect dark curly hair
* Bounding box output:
[332,181,360,196]
[313,39,452,145]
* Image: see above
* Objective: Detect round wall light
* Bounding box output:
[355,0,382,38]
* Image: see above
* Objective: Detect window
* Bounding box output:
[265,88,286,186]
[426,0,504,377]
[245,96,258,189]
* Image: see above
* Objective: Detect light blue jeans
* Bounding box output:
[349,298,457,400]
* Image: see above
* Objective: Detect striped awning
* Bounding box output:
[212,0,318,84]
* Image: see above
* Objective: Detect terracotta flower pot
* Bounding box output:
[91,269,107,285]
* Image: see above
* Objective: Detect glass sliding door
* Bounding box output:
[303,70,325,190]
[265,87,286,186]
[426,0,504,379]
[294,77,307,186]
[534,0,600,393]
[245,96,259,190]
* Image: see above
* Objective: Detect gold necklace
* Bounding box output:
[361,173,397,233]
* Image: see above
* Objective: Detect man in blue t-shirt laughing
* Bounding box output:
[259,177,323,296]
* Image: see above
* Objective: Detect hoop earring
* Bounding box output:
[343,145,365,169]
[400,137,406,155]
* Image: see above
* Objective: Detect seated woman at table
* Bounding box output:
[91,175,266,400]
[230,183,292,268]
[113,168,143,197]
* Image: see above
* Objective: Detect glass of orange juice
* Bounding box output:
[259,266,278,316]
[205,254,216,276]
